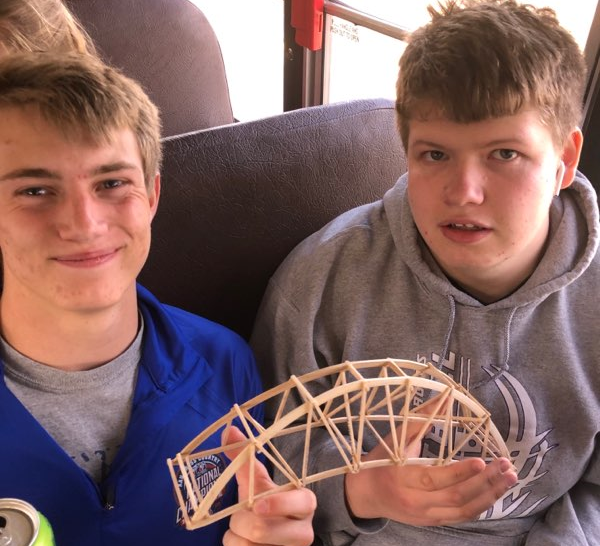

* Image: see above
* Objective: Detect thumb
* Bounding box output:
[221,425,277,503]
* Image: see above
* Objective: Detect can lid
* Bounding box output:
[0,498,40,546]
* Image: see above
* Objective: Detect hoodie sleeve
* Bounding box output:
[250,277,388,544]
[524,443,600,544]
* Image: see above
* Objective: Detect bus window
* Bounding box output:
[324,0,598,105]
[338,0,596,48]
[326,19,405,104]
[189,0,284,122]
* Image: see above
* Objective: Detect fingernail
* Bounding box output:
[499,459,511,472]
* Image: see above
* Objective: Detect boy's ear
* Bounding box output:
[559,127,583,190]
[149,173,161,219]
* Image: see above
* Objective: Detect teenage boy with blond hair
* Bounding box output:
[0,52,315,546]
[251,1,599,543]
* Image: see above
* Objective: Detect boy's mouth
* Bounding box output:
[448,223,484,231]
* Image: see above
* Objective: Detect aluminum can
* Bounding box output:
[0,498,55,546]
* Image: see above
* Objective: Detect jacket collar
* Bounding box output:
[134,284,211,400]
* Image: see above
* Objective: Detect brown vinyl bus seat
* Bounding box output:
[139,98,407,339]
[68,0,234,136]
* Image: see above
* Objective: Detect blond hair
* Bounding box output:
[0,0,94,55]
[396,0,587,148]
[0,52,161,185]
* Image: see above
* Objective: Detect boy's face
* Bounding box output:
[406,109,580,302]
[0,105,160,315]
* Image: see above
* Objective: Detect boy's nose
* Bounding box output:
[56,193,107,240]
[443,162,485,206]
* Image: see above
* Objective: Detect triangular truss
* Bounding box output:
[167,358,510,529]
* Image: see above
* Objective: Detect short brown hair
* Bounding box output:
[0,0,94,55]
[396,0,587,149]
[0,52,162,186]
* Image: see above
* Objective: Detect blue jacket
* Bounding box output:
[0,285,264,545]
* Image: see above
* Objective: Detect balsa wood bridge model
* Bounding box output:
[167,358,510,529]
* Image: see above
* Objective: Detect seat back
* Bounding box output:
[139,98,407,339]
[67,0,234,136]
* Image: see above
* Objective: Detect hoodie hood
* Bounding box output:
[386,171,599,309]
[383,171,599,384]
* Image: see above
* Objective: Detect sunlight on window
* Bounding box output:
[188,0,283,122]
[329,1,598,104]
[342,0,596,49]
[327,20,406,104]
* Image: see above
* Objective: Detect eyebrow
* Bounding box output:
[0,168,58,182]
[0,162,140,183]
[92,162,140,176]
[410,140,445,149]
[410,138,526,149]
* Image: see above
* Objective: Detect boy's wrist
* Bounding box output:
[344,469,378,520]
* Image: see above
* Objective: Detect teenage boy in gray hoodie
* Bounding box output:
[251,1,599,544]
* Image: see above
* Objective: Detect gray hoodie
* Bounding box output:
[251,172,600,546]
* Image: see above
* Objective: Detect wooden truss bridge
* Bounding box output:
[167,358,510,529]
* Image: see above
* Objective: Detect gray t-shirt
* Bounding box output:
[2,321,143,483]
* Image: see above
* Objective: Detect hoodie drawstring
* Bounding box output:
[471,306,517,388]
[438,295,518,388]
[439,295,456,364]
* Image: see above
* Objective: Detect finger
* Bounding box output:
[412,456,516,493]
[221,425,277,501]
[395,458,517,525]
[228,509,314,546]
[221,424,262,462]
[222,427,316,546]
[436,457,517,511]
[222,528,255,546]
[407,475,513,527]
[221,527,254,546]
[400,457,487,491]
[251,488,317,520]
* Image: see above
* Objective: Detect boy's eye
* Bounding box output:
[20,186,48,197]
[102,179,124,189]
[492,149,518,160]
[425,150,446,161]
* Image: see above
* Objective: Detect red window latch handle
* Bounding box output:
[291,0,324,51]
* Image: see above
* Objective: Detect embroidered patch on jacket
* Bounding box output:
[175,454,227,525]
